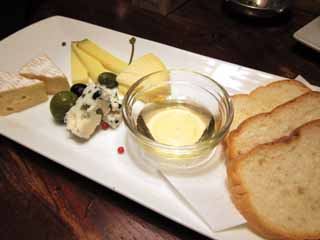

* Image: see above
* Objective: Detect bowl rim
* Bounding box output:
[227,0,288,11]
[122,68,234,152]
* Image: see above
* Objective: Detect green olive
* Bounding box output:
[50,91,77,122]
[98,72,118,89]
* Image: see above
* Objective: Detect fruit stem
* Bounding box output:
[129,37,136,64]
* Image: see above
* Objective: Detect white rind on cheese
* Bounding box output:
[20,54,65,79]
[0,72,42,91]
[19,54,70,94]
[0,72,47,115]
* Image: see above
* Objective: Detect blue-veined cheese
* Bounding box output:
[65,83,122,139]
[104,111,122,129]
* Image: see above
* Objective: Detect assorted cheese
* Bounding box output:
[71,48,89,84]
[71,42,108,83]
[116,53,169,97]
[65,83,122,139]
[0,72,47,115]
[1,38,168,142]
[20,54,69,94]
[77,39,127,74]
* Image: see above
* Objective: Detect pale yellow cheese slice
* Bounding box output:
[116,53,167,87]
[77,39,127,74]
[72,42,109,83]
[116,53,169,101]
[71,48,89,84]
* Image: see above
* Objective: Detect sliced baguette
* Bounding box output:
[230,80,311,132]
[227,91,320,160]
[20,54,69,94]
[228,119,320,240]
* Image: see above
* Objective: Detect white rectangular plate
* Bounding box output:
[0,16,285,240]
[294,16,320,52]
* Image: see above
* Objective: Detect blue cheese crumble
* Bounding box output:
[65,83,122,139]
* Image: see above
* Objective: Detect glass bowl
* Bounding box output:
[122,69,233,170]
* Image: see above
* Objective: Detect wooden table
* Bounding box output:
[1,1,319,239]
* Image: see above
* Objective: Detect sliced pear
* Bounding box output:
[72,42,110,83]
[77,39,127,74]
[116,53,169,100]
[71,46,89,84]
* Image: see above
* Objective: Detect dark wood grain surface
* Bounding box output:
[1,1,319,239]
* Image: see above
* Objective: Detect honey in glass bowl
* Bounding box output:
[122,69,233,170]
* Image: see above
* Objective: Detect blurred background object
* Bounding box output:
[132,0,188,15]
[223,0,292,18]
[294,16,320,52]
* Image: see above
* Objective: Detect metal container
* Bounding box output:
[224,0,292,18]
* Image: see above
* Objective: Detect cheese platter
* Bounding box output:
[1,16,319,240]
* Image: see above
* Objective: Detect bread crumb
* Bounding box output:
[297,186,305,195]
[258,158,266,166]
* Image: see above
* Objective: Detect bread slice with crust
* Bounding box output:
[230,80,310,132]
[227,91,320,160]
[228,119,320,240]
